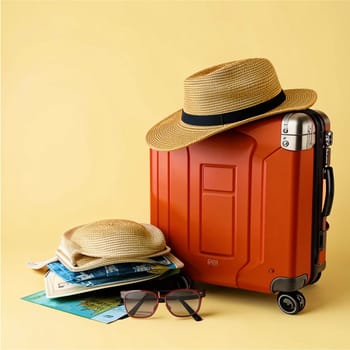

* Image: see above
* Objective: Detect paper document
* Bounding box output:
[22,290,127,323]
[45,253,184,298]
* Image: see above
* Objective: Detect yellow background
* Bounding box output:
[2,1,350,349]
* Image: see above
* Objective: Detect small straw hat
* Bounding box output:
[146,58,317,151]
[55,219,171,271]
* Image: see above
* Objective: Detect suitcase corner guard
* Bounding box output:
[271,274,308,293]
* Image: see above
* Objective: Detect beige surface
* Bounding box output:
[2,1,350,349]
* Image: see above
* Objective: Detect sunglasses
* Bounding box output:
[120,289,205,321]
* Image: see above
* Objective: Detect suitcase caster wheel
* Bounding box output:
[277,291,305,315]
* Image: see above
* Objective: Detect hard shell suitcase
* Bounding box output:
[150,109,334,314]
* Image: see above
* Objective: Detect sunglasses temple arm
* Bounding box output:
[128,295,148,317]
[178,298,203,322]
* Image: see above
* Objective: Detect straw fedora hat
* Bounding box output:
[54,219,171,271]
[146,58,317,151]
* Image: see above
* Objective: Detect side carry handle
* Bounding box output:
[322,166,334,217]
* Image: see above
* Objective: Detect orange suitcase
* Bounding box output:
[150,109,334,314]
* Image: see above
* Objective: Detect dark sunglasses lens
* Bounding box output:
[166,290,201,317]
[124,291,157,318]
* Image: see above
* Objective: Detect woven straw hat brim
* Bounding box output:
[56,222,171,272]
[56,246,171,272]
[146,88,317,151]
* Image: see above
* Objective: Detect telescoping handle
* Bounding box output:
[322,166,334,217]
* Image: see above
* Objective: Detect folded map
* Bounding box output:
[45,253,184,298]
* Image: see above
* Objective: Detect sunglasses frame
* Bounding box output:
[120,288,205,321]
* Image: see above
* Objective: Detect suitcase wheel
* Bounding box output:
[277,291,306,315]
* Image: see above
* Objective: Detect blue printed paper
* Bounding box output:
[47,255,176,286]
[22,290,128,323]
